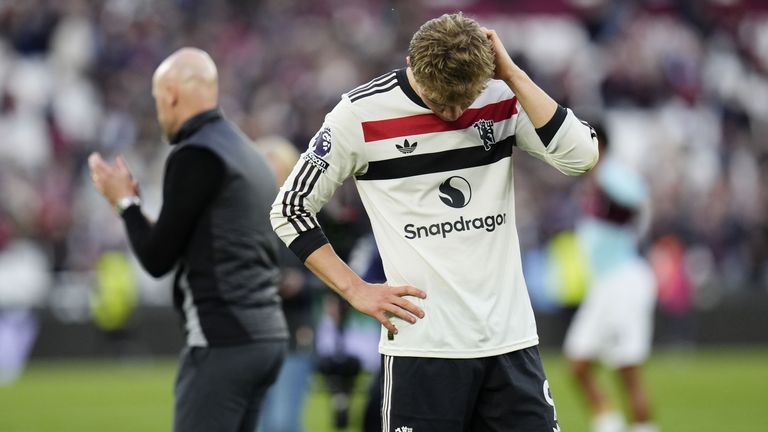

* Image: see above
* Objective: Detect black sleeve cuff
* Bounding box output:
[288,227,329,262]
[120,204,144,225]
[535,105,568,147]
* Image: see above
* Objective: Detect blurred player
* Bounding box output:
[271,12,598,431]
[563,125,659,432]
[89,48,287,432]
[255,136,315,432]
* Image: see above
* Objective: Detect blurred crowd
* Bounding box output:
[0,0,767,321]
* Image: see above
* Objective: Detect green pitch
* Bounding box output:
[0,348,765,432]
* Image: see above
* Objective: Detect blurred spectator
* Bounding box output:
[649,235,695,345]
[0,238,50,385]
[256,136,318,432]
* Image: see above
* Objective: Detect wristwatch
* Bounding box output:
[115,196,141,216]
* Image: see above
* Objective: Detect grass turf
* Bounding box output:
[0,348,765,432]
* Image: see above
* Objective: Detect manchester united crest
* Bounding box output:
[473,119,495,151]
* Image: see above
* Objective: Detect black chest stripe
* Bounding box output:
[357,135,515,181]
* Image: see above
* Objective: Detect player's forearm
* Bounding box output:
[503,67,557,128]
[304,243,365,300]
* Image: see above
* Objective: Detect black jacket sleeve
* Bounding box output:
[121,146,225,277]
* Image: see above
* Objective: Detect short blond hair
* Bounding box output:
[408,12,494,106]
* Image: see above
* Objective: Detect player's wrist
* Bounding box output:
[337,275,363,295]
[337,276,368,303]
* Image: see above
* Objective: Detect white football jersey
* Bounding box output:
[271,69,598,358]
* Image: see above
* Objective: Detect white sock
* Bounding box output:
[592,411,625,432]
[632,422,659,432]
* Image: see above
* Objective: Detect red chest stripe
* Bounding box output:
[361,97,518,143]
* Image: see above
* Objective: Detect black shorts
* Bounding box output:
[380,345,560,432]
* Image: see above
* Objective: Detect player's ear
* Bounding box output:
[166,85,179,108]
[406,56,411,67]
[154,83,175,109]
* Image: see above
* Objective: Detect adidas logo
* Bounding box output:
[396,139,417,154]
[395,427,413,432]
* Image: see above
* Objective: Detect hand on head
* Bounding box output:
[481,27,519,82]
[88,153,139,207]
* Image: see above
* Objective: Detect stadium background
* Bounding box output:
[0,0,767,431]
